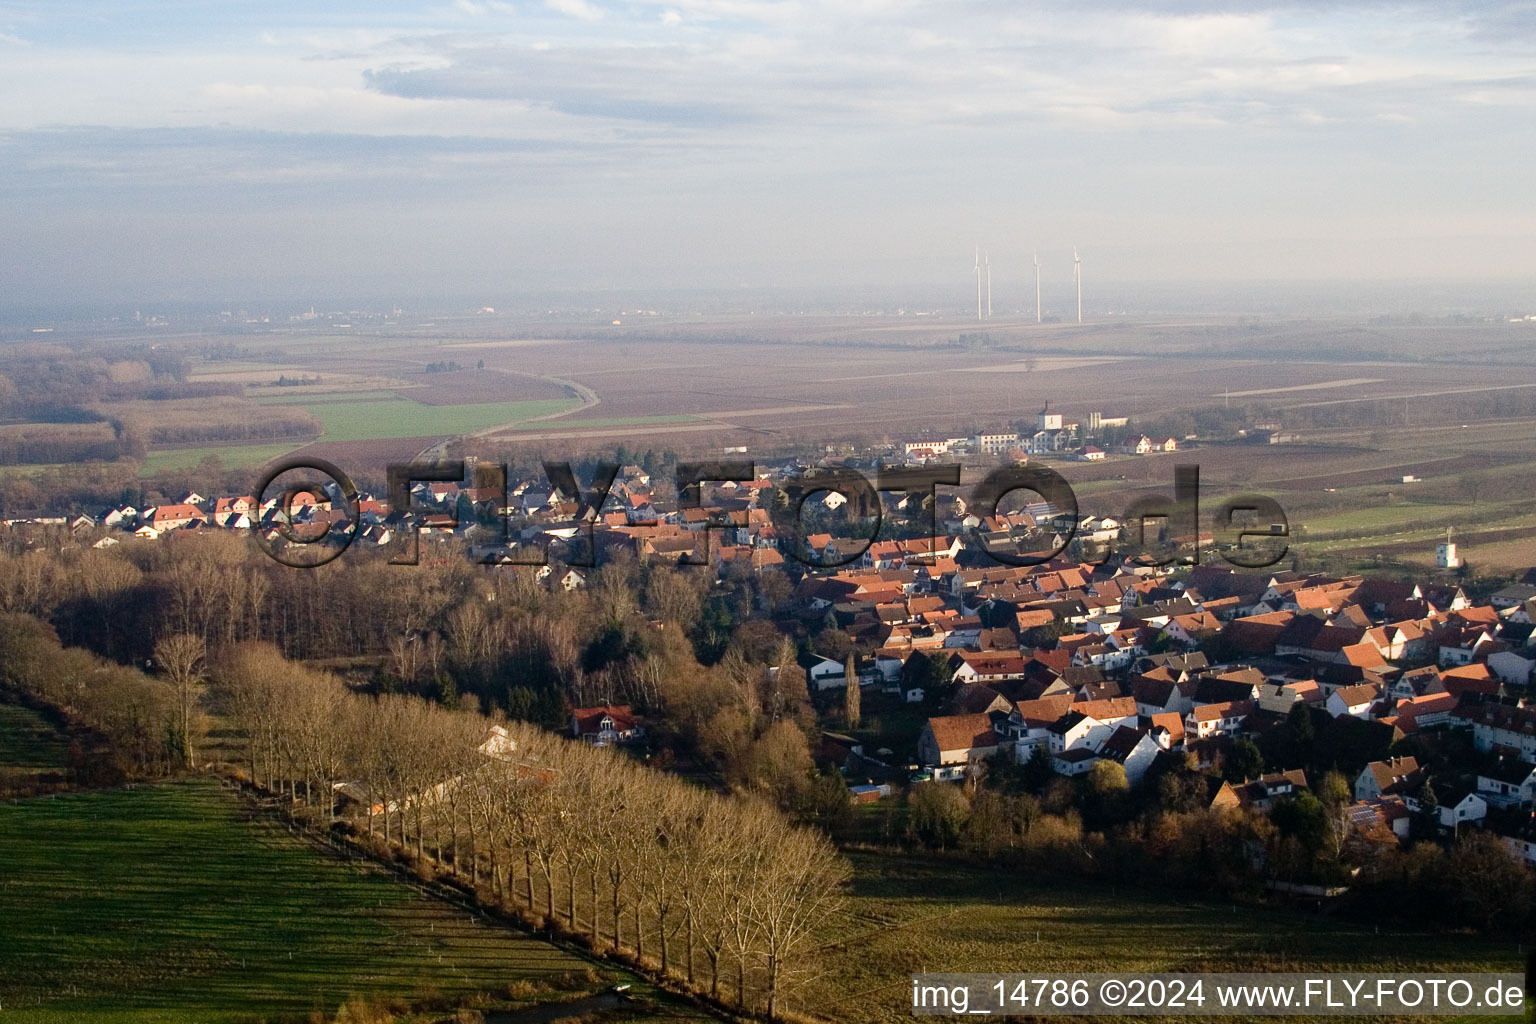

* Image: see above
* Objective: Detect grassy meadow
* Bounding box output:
[0,780,611,1023]
[807,850,1526,1024]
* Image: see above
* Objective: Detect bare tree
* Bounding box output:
[747,819,851,1019]
[154,633,206,769]
[843,652,860,729]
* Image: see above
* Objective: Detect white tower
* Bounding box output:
[1033,252,1041,324]
[1073,248,1082,324]
[984,252,992,319]
[1437,526,1461,569]
[974,248,982,321]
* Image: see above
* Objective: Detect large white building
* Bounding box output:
[972,431,1019,455]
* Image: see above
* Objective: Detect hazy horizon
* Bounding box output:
[2,1,1534,308]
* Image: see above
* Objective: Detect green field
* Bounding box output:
[251,390,402,405]
[0,780,604,1023]
[0,702,69,769]
[1303,499,1483,535]
[810,850,1525,1024]
[139,443,305,477]
[295,397,579,441]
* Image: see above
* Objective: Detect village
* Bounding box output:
[7,400,1536,889]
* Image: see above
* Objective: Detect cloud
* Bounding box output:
[3,0,1536,300]
[545,0,603,20]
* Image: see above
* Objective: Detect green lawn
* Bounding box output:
[139,443,305,477]
[296,397,579,441]
[0,702,69,769]
[0,780,599,1023]
[809,850,1525,1024]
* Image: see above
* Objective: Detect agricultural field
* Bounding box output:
[808,850,1525,1024]
[138,442,306,476]
[0,780,650,1024]
[13,311,1536,571]
[292,396,580,442]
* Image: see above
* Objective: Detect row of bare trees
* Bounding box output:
[217,643,850,1020]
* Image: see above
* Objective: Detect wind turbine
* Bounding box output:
[1033,253,1041,324]
[1073,248,1082,324]
[974,247,982,321]
[984,252,992,319]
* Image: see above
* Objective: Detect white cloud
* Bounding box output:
[545,0,603,21]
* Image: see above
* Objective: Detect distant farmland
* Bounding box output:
[294,396,580,441]
[88,312,1536,572]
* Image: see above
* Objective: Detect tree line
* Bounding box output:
[217,642,849,1020]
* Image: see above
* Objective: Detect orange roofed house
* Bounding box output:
[918,713,1002,781]
[570,705,646,746]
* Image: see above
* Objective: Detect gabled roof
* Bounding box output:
[1098,725,1151,761]
[1480,756,1536,786]
[1362,756,1422,795]
[571,704,642,735]
[1188,699,1255,723]
[1071,696,1137,721]
[1146,711,1186,745]
[1332,682,1381,708]
[1012,694,1076,726]
[926,713,999,753]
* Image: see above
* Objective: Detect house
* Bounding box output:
[918,714,1002,779]
[1097,726,1161,785]
[804,655,848,691]
[1477,758,1536,808]
[1326,682,1381,719]
[144,503,206,531]
[1052,747,1100,776]
[950,684,1013,716]
[1184,700,1253,739]
[1354,756,1423,801]
[949,651,1027,684]
[1450,701,1536,757]
[570,705,645,746]
[1211,769,1309,812]
[1492,813,1536,865]
[1428,781,1487,831]
[1382,691,1456,734]
[478,724,518,760]
[212,495,257,525]
[1488,650,1536,687]
[1345,796,1412,844]
[1004,694,1076,760]
[1047,710,1105,754]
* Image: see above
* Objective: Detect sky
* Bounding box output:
[1,0,1534,309]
